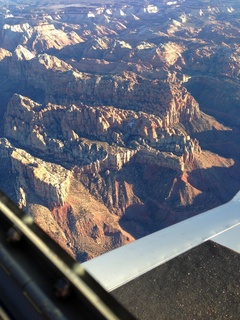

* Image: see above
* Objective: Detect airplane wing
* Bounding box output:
[83,191,240,319]
[1,189,240,319]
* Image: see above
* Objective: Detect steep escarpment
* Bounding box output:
[6,48,200,124]
[4,94,200,217]
[5,94,200,168]
[0,138,134,259]
[2,87,204,248]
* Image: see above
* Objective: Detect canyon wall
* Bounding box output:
[1,0,240,261]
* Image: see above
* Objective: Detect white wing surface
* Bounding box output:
[83,191,240,292]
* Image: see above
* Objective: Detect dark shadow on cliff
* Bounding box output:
[117,162,178,239]
[46,42,85,62]
[20,85,45,104]
[0,80,45,135]
[186,76,240,127]
[0,157,18,202]
[172,163,240,221]
[188,162,240,204]
[119,161,240,240]
[119,201,171,239]
[0,79,25,134]
[117,162,177,204]
[186,128,240,160]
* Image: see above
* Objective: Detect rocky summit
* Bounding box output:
[1,0,240,261]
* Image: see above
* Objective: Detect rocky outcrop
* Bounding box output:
[5,94,201,174]
[6,47,200,124]
[0,47,11,61]
[28,175,135,261]
[135,148,185,173]
[1,23,31,51]
[0,137,134,259]
[0,138,71,207]
[48,177,135,260]
[0,48,11,82]
[1,22,84,53]
[12,150,71,208]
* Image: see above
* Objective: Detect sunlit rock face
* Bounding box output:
[1,0,240,261]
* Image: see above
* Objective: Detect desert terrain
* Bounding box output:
[0,0,240,261]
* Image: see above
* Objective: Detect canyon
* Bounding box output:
[0,0,240,261]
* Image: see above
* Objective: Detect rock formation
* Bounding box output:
[0,0,240,261]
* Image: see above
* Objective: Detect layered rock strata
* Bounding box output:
[0,138,134,259]
[5,94,200,172]
[1,0,240,261]
[0,138,70,207]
